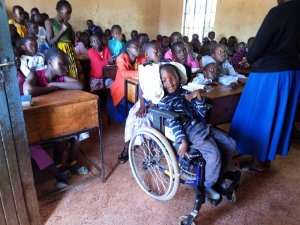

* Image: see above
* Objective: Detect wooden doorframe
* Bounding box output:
[0,1,41,224]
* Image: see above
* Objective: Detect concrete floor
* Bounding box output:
[36,117,300,225]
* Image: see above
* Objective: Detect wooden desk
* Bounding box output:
[235,68,251,76]
[23,90,105,182]
[103,65,118,80]
[125,77,139,115]
[202,85,243,125]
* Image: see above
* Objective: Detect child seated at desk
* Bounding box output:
[192,62,243,89]
[157,63,236,200]
[106,39,145,122]
[23,47,89,176]
[202,43,247,87]
[88,34,114,92]
[19,36,45,77]
[14,47,69,188]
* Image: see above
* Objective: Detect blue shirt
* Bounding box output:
[108,37,125,59]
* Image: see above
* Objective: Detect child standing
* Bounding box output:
[23,47,89,175]
[8,5,28,37]
[19,36,45,77]
[157,63,236,200]
[45,0,85,85]
[88,34,114,92]
[108,24,125,61]
[119,42,164,163]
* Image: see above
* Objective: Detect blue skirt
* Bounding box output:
[229,70,300,162]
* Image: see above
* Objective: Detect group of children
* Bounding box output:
[9,1,246,199]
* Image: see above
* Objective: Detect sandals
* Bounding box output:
[69,160,89,175]
[118,146,129,164]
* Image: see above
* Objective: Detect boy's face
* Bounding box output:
[173,44,187,64]
[160,67,179,94]
[127,42,141,58]
[203,64,219,81]
[90,35,102,51]
[145,45,162,63]
[50,54,69,76]
[170,34,182,45]
[161,37,169,48]
[112,28,123,41]
[22,39,38,56]
[212,45,227,63]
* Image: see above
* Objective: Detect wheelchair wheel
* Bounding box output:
[129,126,180,201]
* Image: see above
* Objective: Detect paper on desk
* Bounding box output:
[182,83,206,92]
[182,83,214,93]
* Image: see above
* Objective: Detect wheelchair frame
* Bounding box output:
[128,107,239,225]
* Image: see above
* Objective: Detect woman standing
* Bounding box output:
[229,0,300,171]
[45,0,85,85]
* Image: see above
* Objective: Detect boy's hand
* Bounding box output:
[184,90,203,102]
[61,23,68,32]
[237,77,247,85]
[229,82,239,89]
[178,138,189,158]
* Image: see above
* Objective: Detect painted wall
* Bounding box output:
[5,0,277,42]
[215,0,276,42]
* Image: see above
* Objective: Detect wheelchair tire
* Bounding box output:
[129,126,180,201]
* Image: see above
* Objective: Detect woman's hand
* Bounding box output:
[178,138,189,158]
[61,22,69,32]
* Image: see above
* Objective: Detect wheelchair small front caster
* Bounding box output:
[178,215,196,225]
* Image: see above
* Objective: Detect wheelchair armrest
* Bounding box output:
[149,107,180,130]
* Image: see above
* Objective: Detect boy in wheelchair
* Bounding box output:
[157,63,238,201]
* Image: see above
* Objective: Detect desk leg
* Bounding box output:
[98,99,105,182]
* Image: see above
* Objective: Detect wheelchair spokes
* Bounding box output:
[129,127,180,201]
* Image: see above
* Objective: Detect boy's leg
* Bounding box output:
[210,128,236,173]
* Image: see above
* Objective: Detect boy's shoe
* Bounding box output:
[55,181,68,189]
[205,187,221,200]
[56,164,72,180]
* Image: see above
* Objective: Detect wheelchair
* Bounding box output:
[128,107,241,225]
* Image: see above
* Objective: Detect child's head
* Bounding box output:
[183,36,189,43]
[211,43,228,63]
[90,34,102,52]
[169,32,183,46]
[101,34,109,46]
[131,30,138,40]
[171,42,187,65]
[138,33,150,46]
[144,42,162,63]
[161,36,169,48]
[20,36,38,56]
[105,29,112,39]
[203,62,220,81]
[79,31,90,48]
[219,37,227,45]
[192,33,199,40]
[159,64,181,94]
[236,42,246,52]
[45,48,69,76]
[86,19,94,29]
[228,36,237,47]
[12,5,26,24]
[111,24,122,41]
[208,31,215,40]
[125,39,141,59]
[25,21,39,36]
[30,7,40,21]
[56,0,72,22]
